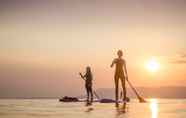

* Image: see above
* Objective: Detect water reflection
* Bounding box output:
[115,103,127,117]
[150,99,158,118]
[85,107,94,113]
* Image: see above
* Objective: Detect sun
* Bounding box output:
[146,58,160,72]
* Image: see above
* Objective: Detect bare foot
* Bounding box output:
[115,102,119,107]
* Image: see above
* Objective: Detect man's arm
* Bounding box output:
[124,60,128,80]
[110,59,115,68]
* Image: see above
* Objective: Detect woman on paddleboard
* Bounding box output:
[79,66,93,105]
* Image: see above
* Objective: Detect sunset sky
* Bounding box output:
[0,0,186,97]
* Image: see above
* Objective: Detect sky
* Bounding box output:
[0,0,186,98]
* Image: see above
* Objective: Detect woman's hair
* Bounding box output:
[86,66,91,73]
[86,66,92,79]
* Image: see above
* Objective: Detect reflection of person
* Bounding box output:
[110,50,128,107]
[79,66,93,105]
[116,103,126,116]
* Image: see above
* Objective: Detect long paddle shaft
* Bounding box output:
[127,79,146,103]
[79,73,100,100]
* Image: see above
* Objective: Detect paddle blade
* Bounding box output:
[138,96,147,103]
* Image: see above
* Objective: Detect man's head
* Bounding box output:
[117,50,123,58]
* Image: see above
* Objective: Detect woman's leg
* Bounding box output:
[89,85,93,103]
[85,84,89,102]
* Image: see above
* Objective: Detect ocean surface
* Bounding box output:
[0,99,186,118]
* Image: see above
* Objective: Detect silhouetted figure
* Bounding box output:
[79,66,93,106]
[111,50,128,107]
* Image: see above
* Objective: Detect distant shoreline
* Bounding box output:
[1,86,186,99]
[1,97,186,99]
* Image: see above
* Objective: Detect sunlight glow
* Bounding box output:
[150,99,158,118]
[146,58,160,72]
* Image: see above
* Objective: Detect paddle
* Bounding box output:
[126,79,147,103]
[79,73,100,100]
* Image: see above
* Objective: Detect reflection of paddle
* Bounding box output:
[79,73,100,100]
[127,79,146,103]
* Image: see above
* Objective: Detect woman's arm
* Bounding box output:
[79,72,85,79]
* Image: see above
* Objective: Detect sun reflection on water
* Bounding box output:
[150,99,158,118]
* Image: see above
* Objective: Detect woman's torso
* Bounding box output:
[85,73,92,84]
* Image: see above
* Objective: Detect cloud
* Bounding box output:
[168,53,186,64]
[170,60,186,64]
[180,53,186,58]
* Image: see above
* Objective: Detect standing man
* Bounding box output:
[110,50,128,107]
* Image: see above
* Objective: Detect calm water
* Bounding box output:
[0,99,186,118]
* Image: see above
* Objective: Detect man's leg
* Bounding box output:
[115,75,119,104]
[121,77,126,101]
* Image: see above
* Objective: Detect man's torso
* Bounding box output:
[115,58,125,76]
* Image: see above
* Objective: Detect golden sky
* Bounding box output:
[0,0,186,97]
